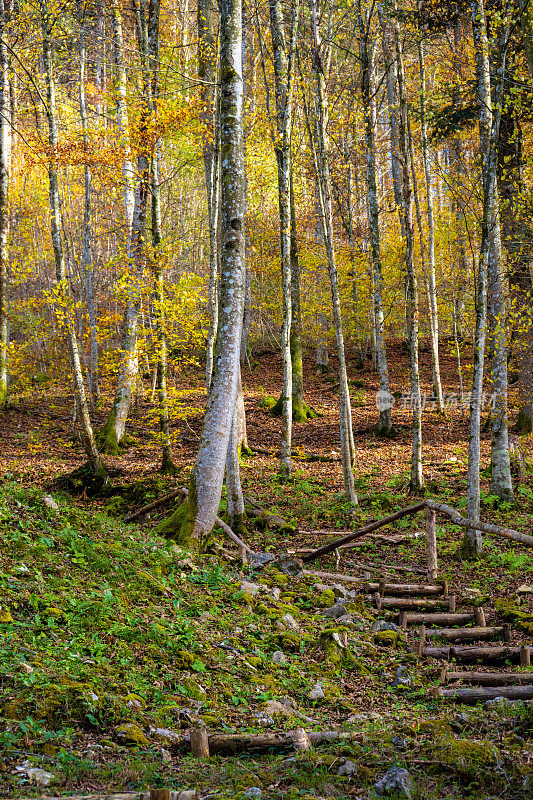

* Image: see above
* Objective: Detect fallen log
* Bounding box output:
[417,645,523,663]
[401,611,475,628]
[425,498,533,547]
[302,502,427,564]
[365,582,445,596]
[424,626,507,642]
[303,569,363,585]
[444,670,533,686]
[124,487,187,523]
[434,685,533,704]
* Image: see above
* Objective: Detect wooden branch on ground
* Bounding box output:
[434,685,533,703]
[244,496,293,530]
[301,502,427,563]
[124,487,187,523]
[425,498,533,546]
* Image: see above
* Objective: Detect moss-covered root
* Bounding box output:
[96,412,121,456]
[64,460,109,497]
[270,394,319,422]
[156,498,199,551]
[160,452,180,476]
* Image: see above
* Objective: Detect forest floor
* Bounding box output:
[1,341,533,799]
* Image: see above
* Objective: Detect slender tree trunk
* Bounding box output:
[268,0,300,478]
[78,12,99,406]
[40,0,104,480]
[418,39,444,413]
[198,0,220,389]
[309,0,356,504]
[463,0,511,554]
[358,4,393,436]
[157,0,246,546]
[0,0,10,408]
[393,10,424,491]
[451,19,469,341]
[99,0,152,454]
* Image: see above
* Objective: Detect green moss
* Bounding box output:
[0,608,13,622]
[115,723,149,747]
[267,632,301,651]
[374,630,398,647]
[156,486,199,550]
[318,589,336,608]
[494,598,533,634]
[433,736,500,776]
[97,410,120,456]
[175,650,195,669]
[260,395,277,411]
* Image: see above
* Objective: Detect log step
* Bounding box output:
[370,596,449,611]
[365,582,446,597]
[444,669,533,687]
[401,611,474,628]
[435,685,533,704]
[417,645,524,663]
[424,626,509,643]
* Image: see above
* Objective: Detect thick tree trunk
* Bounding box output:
[358,6,393,436]
[0,0,10,408]
[157,0,245,547]
[40,0,104,480]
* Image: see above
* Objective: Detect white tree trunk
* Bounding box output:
[0,0,10,407]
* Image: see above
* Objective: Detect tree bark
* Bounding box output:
[358,4,393,435]
[157,0,245,547]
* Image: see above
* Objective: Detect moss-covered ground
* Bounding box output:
[1,481,532,799]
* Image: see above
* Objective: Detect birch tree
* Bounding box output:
[158,0,245,546]
[393,8,424,491]
[358,1,393,436]
[308,0,356,504]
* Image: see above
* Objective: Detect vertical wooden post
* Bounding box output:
[520,646,531,667]
[474,606,486,627]
[378,578,386,596]
[292,727,312,751]
[190,727,210,758]
[503,623,512,643]
[441,579,449,598]
[374,591,382,611]
[448,594,456,613]
[417,624,426,658]
[425,506,438,582]
[363,570,372,582]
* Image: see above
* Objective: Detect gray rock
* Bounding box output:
[177,792,198,800]
[321,602,348,619]
[392,666,412,688]
[337,760,357,777]
[517,584,533,595]
[274,554,304,577]
[374,767,414,799]
[391,735,408,750]
[271,650,286,665]
[331,583,349,598]
[277,613,299,631]
[247,552,275,569]
[240,581,262,597]
[485,696,514,710]
[523,773,533,799]
[270,587,281,601]
[242,788,262,799]
[336,613,354,625]
[43,494,59,513]
[308,682,325,701]
[372,620,400,634]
